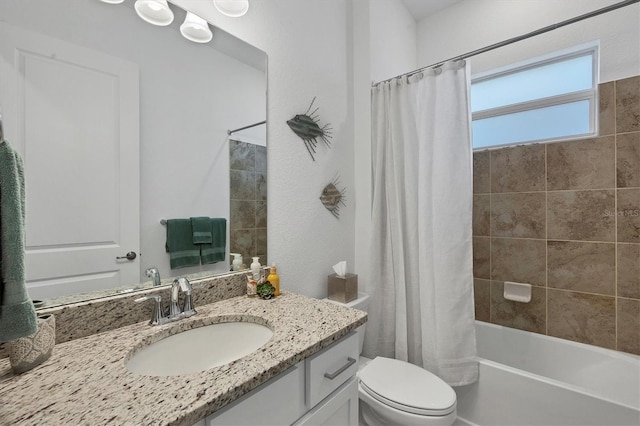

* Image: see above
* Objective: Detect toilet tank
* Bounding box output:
[325,292,369,355]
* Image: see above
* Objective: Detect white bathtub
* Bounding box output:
[455,321,640,426]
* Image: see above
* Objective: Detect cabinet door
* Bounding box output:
[294,377,359,426]
[207,361,306,426]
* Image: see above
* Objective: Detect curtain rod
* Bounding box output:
[227,120,266,135]
[373,0,639,86]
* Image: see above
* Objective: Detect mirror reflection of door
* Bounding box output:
[0,0,267,305]
[0,23,140,300]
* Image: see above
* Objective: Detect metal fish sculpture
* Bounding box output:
[320,177,346,219]
[286,97,332,161]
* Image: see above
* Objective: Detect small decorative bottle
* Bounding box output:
[267,264,280,297]
[246,274,257,298]
[250,257,261,281]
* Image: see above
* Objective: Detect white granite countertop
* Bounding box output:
[0,292,367,426]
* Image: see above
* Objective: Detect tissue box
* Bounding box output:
[327,273,358,303]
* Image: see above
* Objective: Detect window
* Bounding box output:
[471,43,599,149]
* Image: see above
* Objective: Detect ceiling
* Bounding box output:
[401,0,463,21]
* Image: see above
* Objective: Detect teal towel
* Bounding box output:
[190,217,212,244]
[165,219,201,269]
[201,218,226,264]
[0,140,37,342]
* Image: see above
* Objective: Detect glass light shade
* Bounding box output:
[134,0,174,26]
[180,12,213,43]
[100,0,125,3]
[213,0,249,17]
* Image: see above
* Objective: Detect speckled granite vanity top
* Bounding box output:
[0,292,367,425]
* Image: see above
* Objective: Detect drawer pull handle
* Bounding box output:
[324,357,357,380]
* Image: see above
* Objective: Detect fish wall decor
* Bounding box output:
[286,97,332,161]
[320,176,346,219]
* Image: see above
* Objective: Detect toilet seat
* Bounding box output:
[358,357,456,417]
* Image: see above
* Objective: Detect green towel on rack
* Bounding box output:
[190,217,212,244]
[165,219,201,269]
[0,140,37,342]
[201,218,226,264]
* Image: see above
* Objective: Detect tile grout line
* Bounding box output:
[547,286,617,299]
[544,142,549,337]
[485,236,618,245]
[468,184,640,196]
[488,151,493,324]
[613,80,618,351]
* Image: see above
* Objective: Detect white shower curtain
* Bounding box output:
[363,60,478,386]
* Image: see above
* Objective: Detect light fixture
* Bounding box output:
[180,12,213,43]
[134,0,174,26]
[213,0,249,17]
[99,0,125,4]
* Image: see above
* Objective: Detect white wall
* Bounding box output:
[416,0,640,82]
[369,0,418,82]
[0,0,266,283]
[352,0,418,293]
[173,0,355,298]
[351,0,373,294]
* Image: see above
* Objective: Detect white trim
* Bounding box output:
[472,89,594,120]
[472,131,597,152]
[471,40,600,82]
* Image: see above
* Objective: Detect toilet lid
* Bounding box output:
[359,357,456,416]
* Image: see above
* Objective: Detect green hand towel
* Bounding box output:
[201,218,226,264]
[165,219,201,269]
[190,217,212,244]
[0,140,37,343]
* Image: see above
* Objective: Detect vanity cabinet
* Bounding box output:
[203,332,359,426]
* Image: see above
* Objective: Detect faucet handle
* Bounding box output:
[180,278,198,318]
[135,294,166,326]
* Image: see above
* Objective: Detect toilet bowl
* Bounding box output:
[325,293,457,426]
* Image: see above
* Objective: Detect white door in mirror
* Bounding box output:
[125,322,273,376]
[0,23,140,301]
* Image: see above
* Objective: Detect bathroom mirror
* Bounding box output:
[0,0,267,307]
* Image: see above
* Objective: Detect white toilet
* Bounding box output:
[326,293,457,426]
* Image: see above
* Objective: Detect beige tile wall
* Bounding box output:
[229,140,268,267]
[473,75,640,355]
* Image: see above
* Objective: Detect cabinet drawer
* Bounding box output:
[306,332,358,408]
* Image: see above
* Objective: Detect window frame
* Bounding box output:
[471,41,600,150]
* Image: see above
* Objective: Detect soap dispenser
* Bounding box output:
[267,264,280,297]
[250,257,261,281]
[231,253,243,271]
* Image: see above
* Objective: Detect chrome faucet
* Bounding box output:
[135,277,198,326]
[168,277,197,321]
[145,267,161,286]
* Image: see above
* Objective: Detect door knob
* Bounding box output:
[116,251,137,261]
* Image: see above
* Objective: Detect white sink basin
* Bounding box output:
[125,322,273,376]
